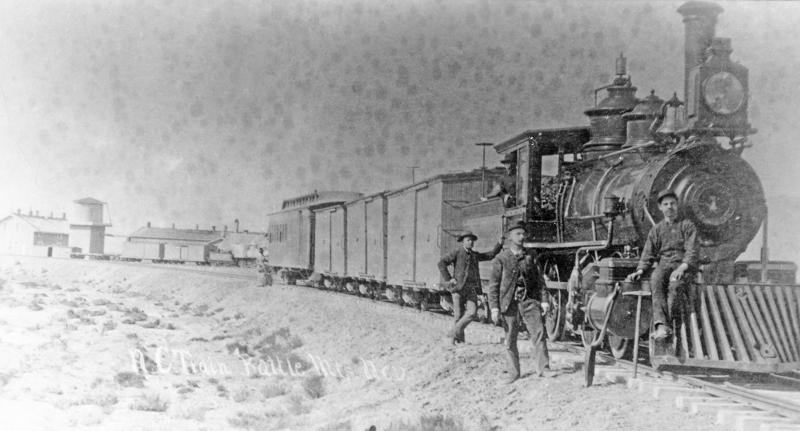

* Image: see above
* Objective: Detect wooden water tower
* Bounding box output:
[68,197,110,255]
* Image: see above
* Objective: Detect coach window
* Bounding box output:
[516,146,528,207]
[540,154,559,221]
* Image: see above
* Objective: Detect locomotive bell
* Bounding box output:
[623,90,664,148]
[654,92,686,139]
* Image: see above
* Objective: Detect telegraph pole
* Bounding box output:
[475,142,493,198]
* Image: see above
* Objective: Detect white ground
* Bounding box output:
[0,256,723,430]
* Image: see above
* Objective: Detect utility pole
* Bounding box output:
[409,166,419,183]
[475,142,493,198]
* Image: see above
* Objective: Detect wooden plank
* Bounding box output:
[725,285,763,363]
[773,286,800,361]
[688,290,704,359]
[680,317,690,361]
[785,286,800,362]
[741,287,780,362]
[766,286,797,361]
[698,287,719,360]
[706,285,733,361]
[652,357,798,374]
[717,285,751,362]
[753,288,789,362]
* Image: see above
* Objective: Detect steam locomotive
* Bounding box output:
[269,1,800,379]
[461,0,800,379]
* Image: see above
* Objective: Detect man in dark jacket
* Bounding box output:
[485,221,550,383]
[626,189,698,340]
[438,231,503,344]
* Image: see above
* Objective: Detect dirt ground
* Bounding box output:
[0,256,723,431]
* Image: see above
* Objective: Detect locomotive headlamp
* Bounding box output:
[686,37,750,136]
[703,71,745,115]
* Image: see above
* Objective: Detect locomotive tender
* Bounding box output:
[268,1,800,376]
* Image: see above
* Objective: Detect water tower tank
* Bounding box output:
[71,197,105,225]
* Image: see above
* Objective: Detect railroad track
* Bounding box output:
[113,262,800,429]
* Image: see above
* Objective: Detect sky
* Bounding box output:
[1,0,799,261]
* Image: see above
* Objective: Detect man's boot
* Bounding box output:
[503,350,520,384]
[443,329,457,346]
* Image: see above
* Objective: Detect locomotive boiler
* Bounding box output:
[463,0,800,380]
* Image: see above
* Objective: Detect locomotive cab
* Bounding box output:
[493,127,591,242]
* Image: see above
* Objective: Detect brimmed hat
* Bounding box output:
[457,231,478,242]
[500,152,517,164]
[505,221,527,234]
[656,189,678,203]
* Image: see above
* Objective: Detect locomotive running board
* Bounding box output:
[655,283,800,373]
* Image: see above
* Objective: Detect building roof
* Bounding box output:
[495,127,591,156]
[385,167,506,197]
[74,197,104,205]
[277,191,363,211]
[0,214,69,234]
[128,226,223,243]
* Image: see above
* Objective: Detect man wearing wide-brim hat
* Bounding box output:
[485,221,550,383]
[626,189,699,342]
[438,230,504,345]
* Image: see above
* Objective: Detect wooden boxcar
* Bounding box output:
[344,193,388,295]
[459,197,506,281]
[383,169,504,305]
[121,241,164,261]
[313,204,347,285]
[267,191,362,282]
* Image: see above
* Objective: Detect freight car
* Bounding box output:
[270,169,505,310]
[120,241,165,262]
[267,191,363,283]
[121,223,263,266]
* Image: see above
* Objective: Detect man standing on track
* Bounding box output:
[256,247,272,287]
[438,231,504,345]
[486,221,550,384]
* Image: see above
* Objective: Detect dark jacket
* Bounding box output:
[438,242,503,292]
[636,218,699,272]
[485,248,547,313]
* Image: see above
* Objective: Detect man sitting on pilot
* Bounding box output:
[626,189,699,341]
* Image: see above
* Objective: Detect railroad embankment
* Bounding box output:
[0,256,721,430]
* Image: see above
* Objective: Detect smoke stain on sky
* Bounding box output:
[0,0,799,261]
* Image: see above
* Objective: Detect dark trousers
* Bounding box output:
[503,298,549,376]
[450,288,478,341]
[650,263,689,329]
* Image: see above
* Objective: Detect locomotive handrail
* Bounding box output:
[524,240,608,250]
[594,141,661,161]
[565,214,609,221]
[527,215,615,251]
[643,202,657,226]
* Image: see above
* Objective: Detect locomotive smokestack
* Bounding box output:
[677,1,723,105]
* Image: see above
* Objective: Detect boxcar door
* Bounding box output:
[387,190,415,286]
